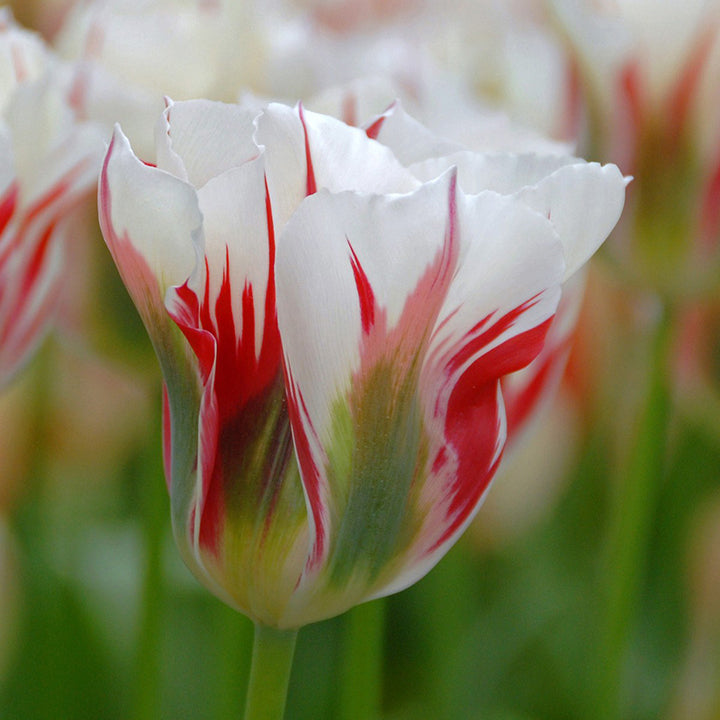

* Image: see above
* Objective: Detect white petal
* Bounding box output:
[99,125,199,296]
[412,152,627,281]
[364,101,464,166]
[155,98,261,188]
[257,102,418,232]
[513,161,628,280]
[410,151,575,192]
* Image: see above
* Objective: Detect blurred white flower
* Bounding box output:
[54,0,265,160]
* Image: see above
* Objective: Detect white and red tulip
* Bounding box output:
[0,10,104,387]
[99,97,625,628]
[551,0,720,294]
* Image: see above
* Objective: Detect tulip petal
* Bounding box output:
[99,126,204,552]
[99,125,200,328]
[155,98,260,188]
[276,172,566,623]
[164,155,284,547]
[363,100,464,164]
[390,188,565,592]
[277,174,463,624]
[256,102,418,231]
[513,161,628,279]
[409,151,574,192]
[412,151,628,280]
[365,101,569,164]
[164,153,308,626]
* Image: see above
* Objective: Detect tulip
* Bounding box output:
[0,9,104,387]
[545,8,720,717]
[100,96,625,629]
[549,0,720,297]
[99,96,624,717]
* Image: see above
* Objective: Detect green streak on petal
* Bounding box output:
[143,303,201,555]
[209,376,308,624]
[326,358,425,588]
[220,376,306,534]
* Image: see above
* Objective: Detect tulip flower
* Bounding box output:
[0,10,104,387]
[100,96,625,627]
[549,0,720,296]
[99,96,624,716]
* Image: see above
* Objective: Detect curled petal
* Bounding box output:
[512,161,629,280]
[99,125,200,327]
[412,150,629,281]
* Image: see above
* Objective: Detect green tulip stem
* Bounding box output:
[337,599,385,720]
[213,610,254,719]
[597,303,674,720]
[244,624,298,720]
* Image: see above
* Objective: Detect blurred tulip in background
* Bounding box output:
[0,8,104,387]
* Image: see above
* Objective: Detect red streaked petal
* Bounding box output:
[1,150,98,385]
[383,189,566,591]
[431,314,555,549]
[164,165,286,559]
[277,174,462,583]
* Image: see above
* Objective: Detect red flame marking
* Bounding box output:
[347,238,376,335]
